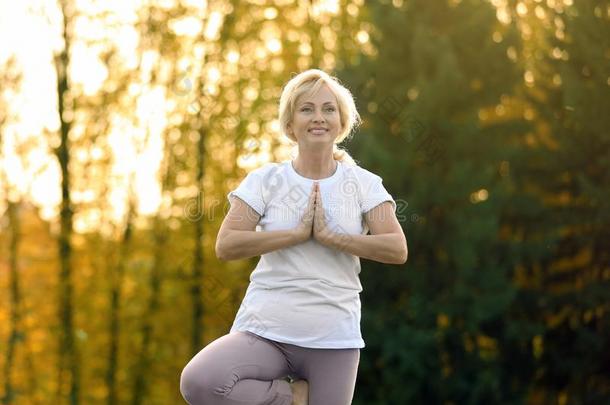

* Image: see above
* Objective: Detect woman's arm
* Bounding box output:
[325,233,407,264]
[216,193,315,261]
[320,201,408,264]
[217,228,301,261]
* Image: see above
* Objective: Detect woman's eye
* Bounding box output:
[300,106,335,112]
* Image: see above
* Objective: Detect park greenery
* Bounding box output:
[0,0,608,404]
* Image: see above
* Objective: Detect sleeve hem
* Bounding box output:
[361,196,396,214]
[228,191,265,216]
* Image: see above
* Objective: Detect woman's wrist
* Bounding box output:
[315,228,338,247]
[291,229,309,244]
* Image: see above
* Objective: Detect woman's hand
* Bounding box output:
[293,182,317,243]
[294,182,338,246]
[313,183,336,245]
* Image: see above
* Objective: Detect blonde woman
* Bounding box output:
[180,69,407,405]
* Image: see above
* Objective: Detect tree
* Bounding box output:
[343,1,530,403]
[0,56,24,405]
[51,1,82,402]
[510,1,610,403]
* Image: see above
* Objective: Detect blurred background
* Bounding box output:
[0,0,609,404]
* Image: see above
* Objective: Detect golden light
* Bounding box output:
[244,86,259,102]
[255,46,267,60]
[516,2,528,16]
[356,30,369,44]
[264,7,278,20]
[495,104,506,116]
[204,11,223,41]
[169,16,203,36]
[407,88,419,101]
[496,8,512,25]
[309,0,340,17]
[266,38,282,54]
[299,42,312,56]
[30,161,62,220]
[226,50,240,64]
[346,4,359,17]
[207,66,221,83]
[470,189,489,204]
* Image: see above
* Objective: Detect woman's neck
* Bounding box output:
[292,151,337,180]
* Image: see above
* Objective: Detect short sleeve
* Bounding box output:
[227,170,265,216]
[361,175,396,214]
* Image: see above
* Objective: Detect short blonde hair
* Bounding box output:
[279,69,361,165]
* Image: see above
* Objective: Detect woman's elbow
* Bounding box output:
[397,249,408,264]
[215,238,231,261]
[394,239,408,264]
[382,250,407,265]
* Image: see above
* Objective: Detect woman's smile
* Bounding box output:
[308,127,328,135]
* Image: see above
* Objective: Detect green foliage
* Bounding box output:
[343,0,609,404]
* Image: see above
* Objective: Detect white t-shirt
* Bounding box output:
[227,159,396,348]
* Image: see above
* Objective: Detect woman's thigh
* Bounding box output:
[297,347,360,405]
[180,331,292,404]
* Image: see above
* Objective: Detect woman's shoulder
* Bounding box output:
[343,162,383,183]
[246,161,285,177]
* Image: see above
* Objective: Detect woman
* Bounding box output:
[180,69,408,405]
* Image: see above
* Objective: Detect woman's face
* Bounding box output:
[288,84,342,148]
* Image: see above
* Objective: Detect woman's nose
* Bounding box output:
[313,110,325,123]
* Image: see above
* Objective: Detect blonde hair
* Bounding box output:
[279,69,361,166]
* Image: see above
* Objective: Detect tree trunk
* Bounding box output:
[53,1,79,403]
[130,128,171,405]
[105,203,134,405]
[2,201,23,405]
[130,214,167,405]
[190,125,206,353]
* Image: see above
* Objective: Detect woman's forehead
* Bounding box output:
[297,85,338,105]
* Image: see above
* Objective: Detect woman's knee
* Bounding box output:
[180,360,217,404]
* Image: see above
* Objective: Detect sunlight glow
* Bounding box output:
[266,38,282,54]
[309,0,340,17]
[470,189,489,203]
[207,67,221,83]
[169,16,203,36]
[204,11,223,41]
[264,7,278,19]
[496,7,512,25]
[226,50,240,64]
[356,30,369,44]
[299,42,312,56]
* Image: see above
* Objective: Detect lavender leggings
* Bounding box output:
[180,330,360,405]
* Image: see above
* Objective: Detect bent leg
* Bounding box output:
[299,348,360,405]
[180,331,293,405]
